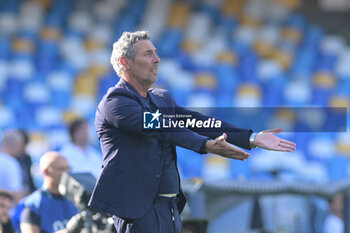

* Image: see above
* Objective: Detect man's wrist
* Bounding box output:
[205,139,214,153]
[249,132,258,149]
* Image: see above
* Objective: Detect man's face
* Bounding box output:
[46,157,70,185]
[0,197,11,224]
[128,40,160,86]
[8,134,26,158]
[73,122,89,145]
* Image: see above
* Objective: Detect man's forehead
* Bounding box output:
[135,40,156,51]
[52,157,69,166]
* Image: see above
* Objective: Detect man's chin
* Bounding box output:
[147,77,157,85]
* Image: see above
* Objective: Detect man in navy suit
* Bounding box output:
[88,31,296,233]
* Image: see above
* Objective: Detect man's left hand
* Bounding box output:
[252,128,296,152]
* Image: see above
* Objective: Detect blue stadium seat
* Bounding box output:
[157,29,184,58]
[0,36,11,59]
[177,147,204,178]
[213,63,239,95]
[0,0,20,13]
[37,40,59,74]
[4,78,25,112]
[230,159,251,180]
[98,72,118,101]
[327,156,348,181]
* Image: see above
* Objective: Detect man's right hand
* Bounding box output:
[205,133,250,161]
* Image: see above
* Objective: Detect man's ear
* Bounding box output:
[120,57,129,69]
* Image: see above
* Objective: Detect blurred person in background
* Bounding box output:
[17,130,36,194]
[0,130,28,203]
[15,151,77,233]
[324,193,344,233]
[0,191,15,233]
[88,31,296,233]
[59,118,102,178]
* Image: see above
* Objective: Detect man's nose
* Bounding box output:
[154,54,160,63]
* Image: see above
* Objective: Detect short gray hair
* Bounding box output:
[110,31,150,77]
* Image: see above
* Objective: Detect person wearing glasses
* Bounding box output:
[13,151,77,233]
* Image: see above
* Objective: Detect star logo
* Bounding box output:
[151,109,162,122]
[143,109,162,129]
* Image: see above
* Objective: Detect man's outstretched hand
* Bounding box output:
[252,128,296,152]
[205,133,250,161]
[205,129,296,161]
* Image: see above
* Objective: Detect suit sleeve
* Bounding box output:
[103,95,209,154]
[163,90,253,150]
[175,106,253,149]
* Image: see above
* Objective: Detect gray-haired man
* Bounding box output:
[89,31,296,233]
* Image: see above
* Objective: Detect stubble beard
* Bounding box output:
[137,74,157,89]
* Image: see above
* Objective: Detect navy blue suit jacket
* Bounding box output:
[88,79,253,219]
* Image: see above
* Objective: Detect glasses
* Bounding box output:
[49,166,71,172]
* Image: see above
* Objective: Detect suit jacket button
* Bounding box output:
[158,151,162,155]
[155,174,160,178]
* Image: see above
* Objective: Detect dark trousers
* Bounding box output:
[113,196,182,233]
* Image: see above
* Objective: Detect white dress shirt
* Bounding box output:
[0,152,23,191]
[59,142,102,178]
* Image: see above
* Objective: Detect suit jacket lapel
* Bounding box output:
[148,91,174,115]
[116,79,153,111]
